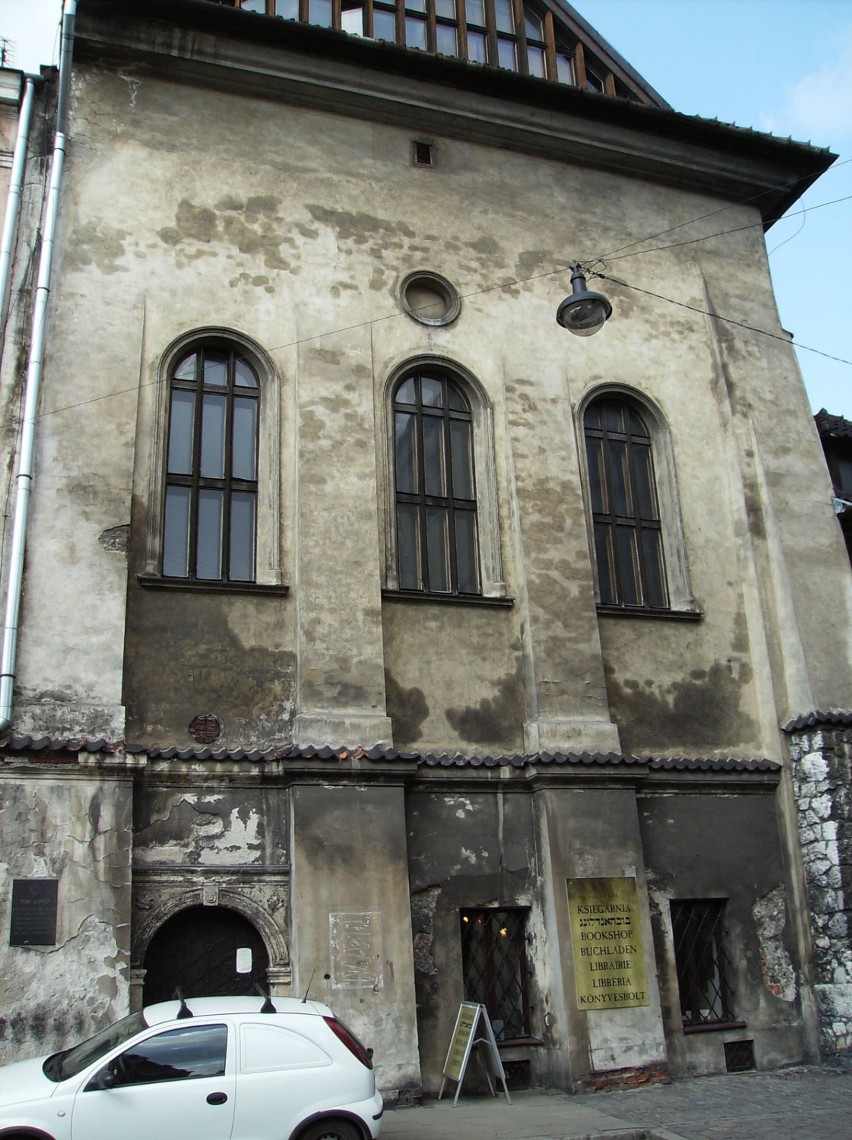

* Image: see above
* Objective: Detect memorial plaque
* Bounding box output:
[567,876,649,1011]
[329,911,383,990]
[10,879,58,946]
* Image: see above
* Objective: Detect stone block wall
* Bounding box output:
[788,722,852,1056]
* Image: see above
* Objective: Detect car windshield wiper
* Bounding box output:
[42,1049,68,1082]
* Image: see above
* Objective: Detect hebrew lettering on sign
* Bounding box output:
[567,876,649,1011]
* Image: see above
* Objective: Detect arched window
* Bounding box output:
[162,346,259,582]
[584,395,668,610]
[393,367,480,595]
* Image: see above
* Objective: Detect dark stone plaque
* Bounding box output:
[10,879,58,946]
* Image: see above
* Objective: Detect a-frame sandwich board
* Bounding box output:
[438,1001,512,1106]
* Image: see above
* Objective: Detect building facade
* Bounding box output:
[0,0,850,1099]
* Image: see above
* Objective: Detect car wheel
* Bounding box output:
[296,1120,362,1140]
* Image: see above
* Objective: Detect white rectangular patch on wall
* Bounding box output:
[329,911,383,990]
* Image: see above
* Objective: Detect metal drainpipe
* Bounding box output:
[0,74,37,322]
[0,1,77,733]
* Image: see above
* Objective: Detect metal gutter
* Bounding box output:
[0,1,77,733]
[0,72,36,324]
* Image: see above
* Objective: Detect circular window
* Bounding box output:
[400,271,461,326]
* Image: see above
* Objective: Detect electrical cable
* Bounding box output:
[20,161,852,423]
[597,271,852,368]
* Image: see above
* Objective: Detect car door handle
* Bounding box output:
[207,1092,228,1105]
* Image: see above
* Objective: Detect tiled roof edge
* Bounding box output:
[648,756,780,772]
[815,409,852,440]
[783,709,852,733]
[0,737,783,773]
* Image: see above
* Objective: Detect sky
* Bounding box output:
[1,0,850,416]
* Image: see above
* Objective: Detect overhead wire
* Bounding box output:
[19,150,852,424]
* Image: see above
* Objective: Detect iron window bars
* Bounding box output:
[460,907,531,1040]
[670,899,736,1029]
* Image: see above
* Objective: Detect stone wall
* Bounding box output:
[788,722,852,1057]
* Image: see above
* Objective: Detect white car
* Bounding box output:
[0,995,383,1140]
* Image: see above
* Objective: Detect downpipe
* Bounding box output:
[0,73,36,322]
[0,1,76,733]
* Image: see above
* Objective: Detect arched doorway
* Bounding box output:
[143,905,270,1004]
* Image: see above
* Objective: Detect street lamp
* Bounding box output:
[556,264,612,336]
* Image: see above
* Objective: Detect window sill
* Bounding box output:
[382,588,514,607]
[496,1036,545,1048]
[597,604,702,622]
[137,574,290,597]
[682,1020,746,1035]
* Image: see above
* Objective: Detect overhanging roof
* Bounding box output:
[74,0,835,226]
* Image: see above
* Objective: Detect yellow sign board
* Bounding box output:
[443,1002,479,1082]
[567,876,649,1011]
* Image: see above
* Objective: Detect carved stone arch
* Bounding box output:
[140,325,283,586]
[130,874,292,1009]
[132,886,289,969]
[378,353,506,598]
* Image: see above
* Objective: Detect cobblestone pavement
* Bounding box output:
[380,1066,852,1140]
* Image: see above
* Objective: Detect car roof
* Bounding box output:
[143,996,334,1025]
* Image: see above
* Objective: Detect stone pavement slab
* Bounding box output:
[380,1067,852,1140]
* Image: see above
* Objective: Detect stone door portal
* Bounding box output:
[142,905,270,1004]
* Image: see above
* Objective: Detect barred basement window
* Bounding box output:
[670,899,736,1029]
[460,908,531,1040]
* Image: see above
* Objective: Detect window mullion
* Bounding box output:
[457,0,469,60]
[484,0,498,66]
[543,9,557,80]
[443,408,461,591]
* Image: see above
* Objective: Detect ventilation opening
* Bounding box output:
[502,1059,532,1090]
[724,1039,755,1072]
[413,140,434,167]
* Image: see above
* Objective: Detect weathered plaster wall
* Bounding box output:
[537,782,667,1086]
[290,782,421,1098]
[131,773,292,1002]
[407,781,544,1089]
[0,767,132,1065]
[638,784,807,1074]
[17,53,845,755]
[124,590,296,748]
[788,725,852,1057]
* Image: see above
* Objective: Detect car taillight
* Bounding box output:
[323,1015,374,1069]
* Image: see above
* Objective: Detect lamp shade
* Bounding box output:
[556,265,612,336]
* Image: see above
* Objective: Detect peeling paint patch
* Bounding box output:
[752,886,796,1001]
[98,524,129,553]
[411,886,439,978]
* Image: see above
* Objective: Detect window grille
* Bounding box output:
[163,346,259,583]
[670,899,735,1028]
[393,368,480,595]
[584,396,669,610]
[460,908,531,1040]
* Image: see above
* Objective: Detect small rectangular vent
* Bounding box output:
[501,1060,531,1089]
[413,140,434,167]
[724,1039,755,1072]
